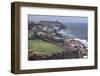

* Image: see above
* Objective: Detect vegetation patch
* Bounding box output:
[28,40,64,56]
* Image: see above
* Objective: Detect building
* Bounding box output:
[28,21,66,39]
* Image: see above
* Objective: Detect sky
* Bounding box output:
[28,15,88,23]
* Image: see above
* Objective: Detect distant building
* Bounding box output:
[28,21,66,39]
[38,21,65,33]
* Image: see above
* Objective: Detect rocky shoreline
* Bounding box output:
[28,37,88,60]
[28,21,88,60]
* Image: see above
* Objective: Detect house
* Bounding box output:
[67,39,82,48]
[38,21,65,33]
[28,30,34,39]
[66,39,87,57]
[28,20,66,39]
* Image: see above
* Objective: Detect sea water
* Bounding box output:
[64,23,88,47]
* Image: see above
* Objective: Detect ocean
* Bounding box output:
[64,23,88,41]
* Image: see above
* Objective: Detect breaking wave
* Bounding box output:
[58,29,88,47]
[75,38,88,47]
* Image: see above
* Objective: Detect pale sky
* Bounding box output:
[28,15,88,23]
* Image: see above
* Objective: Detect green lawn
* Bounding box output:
[28,40,64,55]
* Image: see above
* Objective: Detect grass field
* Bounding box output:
[28,40,64,55]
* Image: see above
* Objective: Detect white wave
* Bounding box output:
[75,38,88,47]
[58,29,73,37]
[58,29,88,47]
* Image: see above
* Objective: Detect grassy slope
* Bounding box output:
[28,40,64,55]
